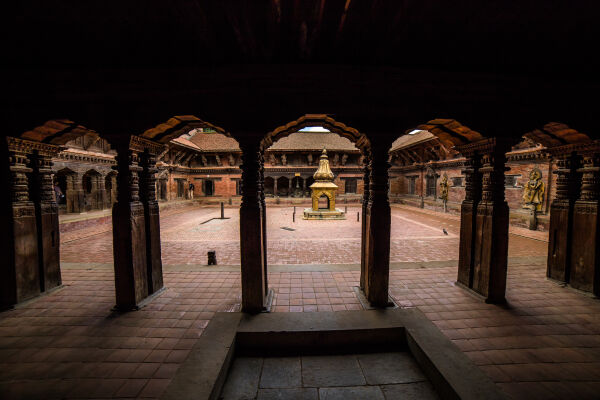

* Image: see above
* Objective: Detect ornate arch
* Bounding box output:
[261,114,370,153]
[140,115,230,144]
[415,119,486,150]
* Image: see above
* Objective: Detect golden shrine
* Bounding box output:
[303,148,346,220]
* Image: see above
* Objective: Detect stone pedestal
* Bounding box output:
[240,142,267,313]
[30,147,62,292]
[547,151,581,282]
[1,138,40,308]
[112,143,149,309]
[363,143,391,307]
[570,147,600,295]
[456,155,481,288]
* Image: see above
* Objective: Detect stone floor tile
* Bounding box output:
[319,385,385,400]
[259,357,302,389]
[301,355,365,387]
[380,382,439,400]
[257,388,318,400]
[221,357,263,399]
[357,352,427,384]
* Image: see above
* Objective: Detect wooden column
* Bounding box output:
[138,139,165,296]
[112,138,149,310]
[1,138,40,308]
[359,153,371,291]
[68,173,85,213]
[456,152,482,288]
[96,175,108,209]
[30,145,62,293]
[547,149,581,282]
[259,153,268,296]
[472,139,512,303]
[273,178,278,196]
[240,141,267,313]
[570,143,600,295]
[363,141,391,307]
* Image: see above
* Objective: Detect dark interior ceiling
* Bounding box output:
[5,0,600,140]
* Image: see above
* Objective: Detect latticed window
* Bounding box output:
[408,176,417,195]
[426,176,437,197]
[345,178,357,194]
[505,175,518,187]
[452,177,463,187]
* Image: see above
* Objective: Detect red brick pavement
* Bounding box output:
[3,261,600,399]
[60,205,548,265]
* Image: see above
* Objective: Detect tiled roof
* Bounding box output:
[268,131,358,151]
[188,132,241,151]
[170,136,202,151]
[390,130,435,152]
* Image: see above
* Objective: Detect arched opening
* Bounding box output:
[276,176,289,197]
[318,194,330,209]
[264,176,275,196]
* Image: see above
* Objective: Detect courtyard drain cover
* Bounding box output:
[280,226,296,231]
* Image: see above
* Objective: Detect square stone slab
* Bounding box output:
[221,357,263,399]
[319,386,385,400]
[260,357,302,388]
[357,352,426,384]
[257,388,318,400]
[301,355,366,387]
[381,382,439,400]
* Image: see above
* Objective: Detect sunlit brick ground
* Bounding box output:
[60,204,548,265]
[5,205,600,399]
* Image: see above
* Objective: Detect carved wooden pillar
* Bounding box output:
[471,139,511,303]
[112,139,149,309]
[274,178,278,196]
[1,138,40,308]
[139,142,164,296]
[455,151,482,288]
[288,178,292,196]
[30,145,62,293]
[259,153,268,296]
[68,173,85,213]
[363,141,391,307]
[359,153,371,291]
[239,141,267,313]
[96,175,108,209]
[547,149,581,283]
[570,143,600,295]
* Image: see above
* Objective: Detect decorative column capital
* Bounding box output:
[576,144,600,203]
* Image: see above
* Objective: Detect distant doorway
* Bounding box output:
[204,180,214,196]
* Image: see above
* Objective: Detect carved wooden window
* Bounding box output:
[408,176,417,195]
[426,176,437,197]
[408,176,416,195]
[451,177,463,187]
[505,175,519,188]
[345,178,357,194]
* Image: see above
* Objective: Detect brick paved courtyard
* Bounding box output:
[60,204,548,265]
[5,205,598,400]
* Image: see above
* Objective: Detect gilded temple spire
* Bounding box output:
[313,148,335,182]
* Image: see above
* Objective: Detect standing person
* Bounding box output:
[54,184,64,204]
[189,182,195,199]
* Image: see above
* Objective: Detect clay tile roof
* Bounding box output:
[524,122,591,148]
[188,132,241,151]
[170,136,202,151]
[390,130,435,152]
[268,131,358,151]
